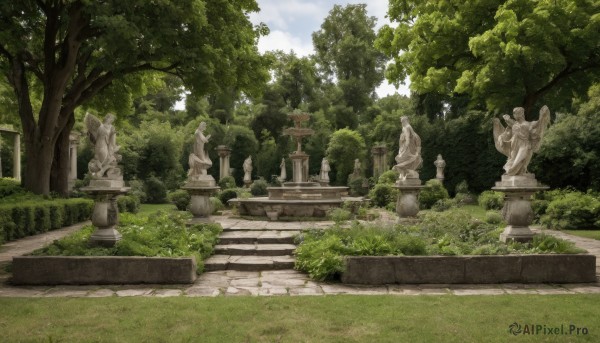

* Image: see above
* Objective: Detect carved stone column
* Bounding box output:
[68,133,80,191]
[13,133,20,181]
[215,145,232,180]
[371,146,388,180]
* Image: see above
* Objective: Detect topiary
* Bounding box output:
[368,183,398,208]
[377,170,399,185]
[478,191,505,210]
[168,189,191,211]
[218,176,236,190]
[419,179,449,209]
[250,179,268,196]
[218,189,238,205]
[540,191,600,230]
[144,176,167,204]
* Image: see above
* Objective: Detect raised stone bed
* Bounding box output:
[11,256,197,285]
[341,255,596,285]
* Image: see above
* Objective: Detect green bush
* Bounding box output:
[455,180,470,194]
[431,198,455,212]
[219,189,239,205]
[250,179,268,196]
[529,234,586,254]
[0,178,24,198]
[218,176,236,190]
[478,191,505,210]
[348,177,368,196]
[368,183,398,208]
[540,191,600,230]
[210,197,224,214]
[117,195,140,213]
[168,189,191,211]
[419,179,449,209]
[485,211,503,225]
[0,198,93,242]
[31,212,223,274]
[144,176,167,204]
[327,208,352,223]
[377,170,399,185]
[128,179,147,204]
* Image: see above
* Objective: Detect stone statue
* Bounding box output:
[187,122,213,181]
[85,113,122,179]
[279,158,287,182]
[434,154,446,180]
[393,116,422,180]
[320,158,330,182]
[243,156,253,182]
[493,106,550,176]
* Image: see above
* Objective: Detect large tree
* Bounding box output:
[0,0,269,195]
[313,4,386,116]
[377,0,600,118]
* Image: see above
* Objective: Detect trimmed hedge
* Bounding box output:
[0,198,93,242]
[117,195,140,214]
[0,178,24,198]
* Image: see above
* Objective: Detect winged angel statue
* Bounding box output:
[493,106,550,176]
[85,113,122,179]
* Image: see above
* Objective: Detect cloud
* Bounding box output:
[249,0,325,31]
[257,30,314,57]
[376,80,411,98]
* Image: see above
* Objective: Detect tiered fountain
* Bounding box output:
[231,111,357,219]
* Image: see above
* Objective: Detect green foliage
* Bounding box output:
[431,198,455,212]
[326,128,366,185]
[210,197,224,214]
[326,208,353,223]
[378,0,600,113]
[144,176,167,204]
[419,179,449,209]
[31,212,223,274]
[127,179,147,204]
[348,177,368,196]
[478,191,505,210]
[528,234,586,254]
[368,183,398,208]
[167,190,191,211]
[218,189,239,205]
[455,180,470,194]
[484,211,503,225]
[0,198,93,242]
[117,195,140,214]
[218,176,236,190]
[0,178,24,198]
[377,170,399,185]
[540,191,600,230]
[250,179,269,196]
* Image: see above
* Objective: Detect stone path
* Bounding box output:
[1,216,599,297]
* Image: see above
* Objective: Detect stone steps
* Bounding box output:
[218,230,298,245]
[214,244,296,256]
[204,255,295,271]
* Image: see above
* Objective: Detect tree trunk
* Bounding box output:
[522,93,539,121]
[50,114,75,196]
[23,138,55,195]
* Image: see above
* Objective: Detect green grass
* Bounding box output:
[138,203,177,215]
[0,295,598,342]
[564,230,600,240]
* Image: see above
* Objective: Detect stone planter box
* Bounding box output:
[11,256,197,285]
[341,254,596,285]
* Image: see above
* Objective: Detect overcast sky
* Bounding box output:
[248,0,410,98]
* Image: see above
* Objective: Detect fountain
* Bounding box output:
[230,111,358,219]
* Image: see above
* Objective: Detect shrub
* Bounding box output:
[0,178,24,198]
[219,189,239,205]
[485,211,503,225]
[168,190,191,211]
[529,234,586,254]
[348,176,368,196]
[210,197,224,214]
[455,180,470,194]
[478,191,504,210]
[218,176,236,190]
[368,183,398,208]
[419,179,449,209]
[250,179,268,196]
[117,195,140,214]
[144,176,167,204]
[377,170,399,185]
[454,192,476,205]
[431,198,455,212]
[327,208,352,223]
[128,179,147,203]
[540,191,600,230]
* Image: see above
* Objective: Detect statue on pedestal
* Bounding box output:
[434,154,446,180]
[320,158,330,183]
[243,156,253,184]
[85,113,122,179]
[188,122,213,181]
[279,158,287,182]
[493,106,550,176]
[393,116,422,181]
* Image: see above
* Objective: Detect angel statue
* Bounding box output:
[493,106,551,176]
[320,158,330,182]
[188,121,213,180]
[85,113,122,179]
[393,116,422,180]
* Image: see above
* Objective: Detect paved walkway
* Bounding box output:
[1,217,599,298]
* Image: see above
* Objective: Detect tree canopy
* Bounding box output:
[377,0,600,117]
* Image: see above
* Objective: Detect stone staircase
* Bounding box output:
[204,226,301,271]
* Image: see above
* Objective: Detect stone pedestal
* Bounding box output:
[82,179,130,247]
[215,145,232,180]
[371,146,388,180]
[68,133,80,191]
[394,179,424,219]
[290,152,309,183]
[182,177,219,223]
[493,174,549,243]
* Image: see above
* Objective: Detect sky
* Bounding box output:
[248,0,411,98]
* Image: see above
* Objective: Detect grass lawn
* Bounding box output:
[137,203,177,215]
[564,230,600,240]
[0,295,598,342]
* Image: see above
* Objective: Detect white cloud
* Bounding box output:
[257,30,314,57]
[250,0,325,31]
[376,80,411,98]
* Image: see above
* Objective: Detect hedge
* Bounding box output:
[0,198,93,242]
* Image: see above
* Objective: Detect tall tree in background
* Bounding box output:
[377,0,600,118]
[313,4,386,119]
[0,0,269,195]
